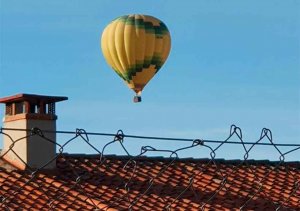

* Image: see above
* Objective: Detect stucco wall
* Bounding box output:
[2,118,56,169]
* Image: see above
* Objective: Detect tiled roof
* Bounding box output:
[1,154,299,210]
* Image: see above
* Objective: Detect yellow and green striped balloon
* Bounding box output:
[101,14,171,102]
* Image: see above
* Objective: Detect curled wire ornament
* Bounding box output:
[30,127,45,137]
[239,127,288,210]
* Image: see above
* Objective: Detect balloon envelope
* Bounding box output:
[101,14,171,97]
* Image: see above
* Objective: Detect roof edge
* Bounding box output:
[58,153,300,166]
[0,93,68,104]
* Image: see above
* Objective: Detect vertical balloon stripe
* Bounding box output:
[150,17,156,75]
[108,21,124,74]
[161,33,171,66]
[102,24,119,72]
[134,15,145,73]
[144,18,155,69]
[124,17,136,79]
[153,33,163,68]
[142,15,148,69]
[157,36,167,70]
[115,20,128,74]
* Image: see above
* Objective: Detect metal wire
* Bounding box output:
[0,125,299,210]
[1,127,300,147]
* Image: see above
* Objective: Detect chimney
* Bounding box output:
[0,93,67,170]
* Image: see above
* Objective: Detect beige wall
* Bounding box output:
[2,118,56,169]
[3,119,27,167]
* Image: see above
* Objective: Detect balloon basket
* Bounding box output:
[133,96,142,103]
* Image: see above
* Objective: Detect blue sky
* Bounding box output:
[0,1,299,160]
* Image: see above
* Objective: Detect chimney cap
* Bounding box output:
[0,93,68,104]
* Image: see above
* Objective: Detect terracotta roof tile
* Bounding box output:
[1,155,300,210]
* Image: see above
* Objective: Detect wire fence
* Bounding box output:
[0,125,299,210]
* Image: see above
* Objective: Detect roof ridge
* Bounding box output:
[57,153,300,165]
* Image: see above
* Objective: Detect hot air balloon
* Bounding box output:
[101,14,171,102]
